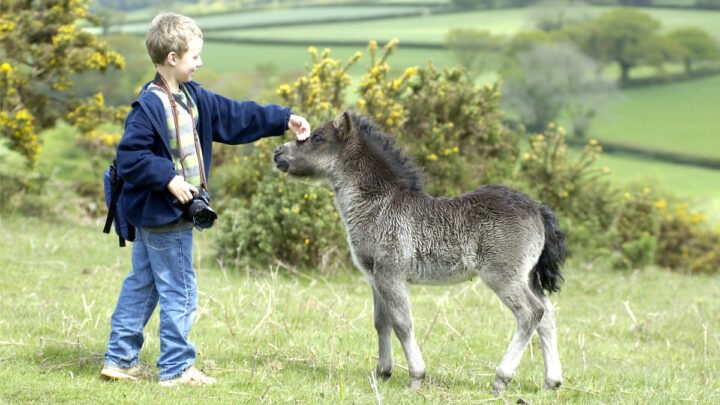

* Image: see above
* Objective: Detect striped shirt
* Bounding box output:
[148,83,203,187]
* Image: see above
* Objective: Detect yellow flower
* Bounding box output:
[536,135,544,142]
[368,40,378,53]
[404,67,418,78]
[384,38,399,51]
[308,46,318,57]
[624,192,631,200]
[654,199,667,210]
[305,238,310,245]
[453,146,459,153]
[428,153,438,161]
[0,62,11,73]
[590,139,598,146]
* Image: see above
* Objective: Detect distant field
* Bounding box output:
[585,151,720,222]
[587,75,720,159]
[201,6,720,43]
[200,41,456,76]
[110,5,435,35]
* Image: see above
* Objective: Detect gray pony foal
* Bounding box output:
[273,112,566,393]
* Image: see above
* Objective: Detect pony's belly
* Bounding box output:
[406,260,476,285]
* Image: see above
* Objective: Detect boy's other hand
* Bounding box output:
[167,175,198,204]
[288,114,311,142]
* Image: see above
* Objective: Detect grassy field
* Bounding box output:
[111,5,433,35]
[111,6,720,42]
[1,216,718,403]
[587,75,720,160]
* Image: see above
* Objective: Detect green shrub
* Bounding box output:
[612,234,658,270]
[607,187,661,269]
[355,40,519,196]
[211,41,718,276]
[655,201,720,274]
[0,139,85,219]
[517,124,617,255]
[214,173,348,272]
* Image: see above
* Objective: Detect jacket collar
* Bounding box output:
[133,73,202,157]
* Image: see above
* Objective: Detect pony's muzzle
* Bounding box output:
[273,146,289,172]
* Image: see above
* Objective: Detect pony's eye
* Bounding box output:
[311,133,324,144]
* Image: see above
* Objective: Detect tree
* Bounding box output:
[0,0,126,167]
[445,28,499,76]
[667,27,720,74]
[529,0,592,32]
[501,43,617,134]
[568,8,671,83]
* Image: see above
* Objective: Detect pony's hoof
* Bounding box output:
[409,377,423,391]
[376,366,392,380]
[491,374,511,394]
[544,379,562,390]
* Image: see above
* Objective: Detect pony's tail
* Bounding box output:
[533,204,566,294]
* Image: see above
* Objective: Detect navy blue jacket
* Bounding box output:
[117,77,291,228]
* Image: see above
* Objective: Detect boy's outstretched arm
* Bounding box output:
[288,114,311,141]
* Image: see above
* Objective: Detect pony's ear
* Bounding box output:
[333,111,353,138]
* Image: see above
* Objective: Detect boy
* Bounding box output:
[101,12,310,386]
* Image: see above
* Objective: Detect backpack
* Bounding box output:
[103,158,135,247]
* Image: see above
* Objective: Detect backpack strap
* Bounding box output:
[103,159,127,247]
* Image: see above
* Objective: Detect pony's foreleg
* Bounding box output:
[531,286,563,390]
[491,285,544,394]
[373,273,426,390]
[372,286,394,380]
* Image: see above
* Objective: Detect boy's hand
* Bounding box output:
[167,175,198,205]
[288,114,311,142]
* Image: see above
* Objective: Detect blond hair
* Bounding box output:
[145,12,203,65]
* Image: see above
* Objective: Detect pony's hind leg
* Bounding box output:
[371,286,394,380]
[531,283,563,390]
[372,272,426,390]
[488,282,544,394]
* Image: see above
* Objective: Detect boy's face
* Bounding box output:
[170,36,203,83]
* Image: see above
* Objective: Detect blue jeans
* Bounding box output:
[104,227,197,380]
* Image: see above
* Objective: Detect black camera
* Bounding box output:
[175,188,217,230]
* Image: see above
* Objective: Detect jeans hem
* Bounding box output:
[104,358,139,369]
[158,361,194,381]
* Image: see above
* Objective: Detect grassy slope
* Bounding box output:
[588,75,720,159]
[1,216,718,403]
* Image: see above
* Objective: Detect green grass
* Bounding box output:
[1,216,718,403]
[587,74,720,159]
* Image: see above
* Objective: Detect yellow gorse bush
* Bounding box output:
[214,41,719,275]
[0,0,126,167]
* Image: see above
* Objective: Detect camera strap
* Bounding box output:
[153,76,208,191]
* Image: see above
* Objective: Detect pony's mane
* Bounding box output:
[350,113,424,192]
